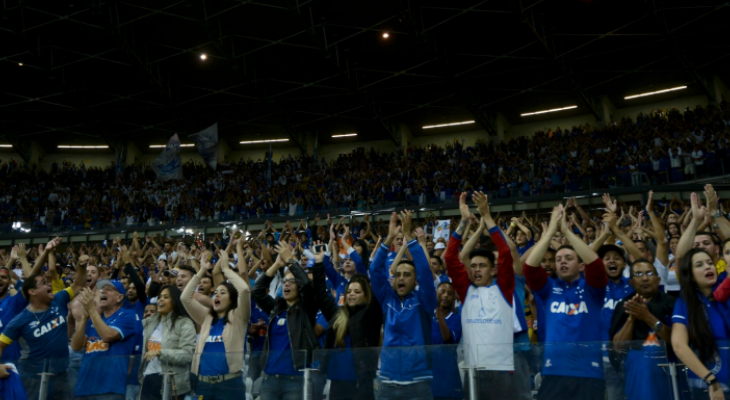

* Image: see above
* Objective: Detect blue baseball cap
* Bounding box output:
[96,279,127,296]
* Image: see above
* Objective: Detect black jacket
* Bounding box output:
[313,262,383,379]
[252,262,320,370]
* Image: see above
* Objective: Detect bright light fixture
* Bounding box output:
[18,63,23,67]
[382,33,390,38]
[200,54,207,60]
[150,144,195,148]
[624,85,687,100]
[0,145,12,148]
[422,120,475,129]
[521,105,578,117]
[332,133,357,138]
[57,145,109,149]
[240,139,289,144]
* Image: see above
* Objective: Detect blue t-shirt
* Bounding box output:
[265,312,302,376]
[75,307,140,397]
[0,288,74,374]
[430,311,463,399]
[199,318,228,376]
[249,299,269,352]
[672,296,730,389]
[532,273,605,379]
[0,293,29,362]
[602,277,634,342]
[326,334,358,382]
[517,238,535,257]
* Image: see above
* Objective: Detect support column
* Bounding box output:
[28,142,44,166]
[218,139,231,164]
[713,75,729,105]
[305,132,317,158]
[495,112,510,142]
[126,141,141,165]
[599,95,616,127]
[395,123,412,155]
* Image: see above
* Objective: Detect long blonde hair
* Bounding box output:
[331,275,372,348]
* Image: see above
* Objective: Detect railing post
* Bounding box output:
[38,372,53,400]
[658,362,682,400]
[301,367,312,400]
[468,367,478,400]
[161,370,171,400]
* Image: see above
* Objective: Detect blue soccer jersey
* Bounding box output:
[75,307,140,397]
[601,277,634,341]
[0,288,74,374]
[526,259,607,380]
[672,296,730,389]
[430,311,463,399]
[0,293,29,362]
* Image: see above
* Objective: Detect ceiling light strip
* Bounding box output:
[332,133,357,138]
[520,105,578,117]
[624,85,687,100]
[0,145,12,148]
[239,139,289,144]
[422,120,475,129]
[57,145,109,149]
[149,144,195,148]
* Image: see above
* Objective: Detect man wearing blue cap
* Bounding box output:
[71,279,141,400]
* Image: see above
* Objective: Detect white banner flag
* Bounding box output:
[190,123,219,170]
[151,134,183,181]
[433,219,451,243]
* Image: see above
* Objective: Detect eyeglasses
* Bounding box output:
[633,271,656,278]
[282,278,296,285]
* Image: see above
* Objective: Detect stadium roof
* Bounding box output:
[1,0,729,153]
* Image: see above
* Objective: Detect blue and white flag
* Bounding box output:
[151,134,183,181]
[190,123,219,170]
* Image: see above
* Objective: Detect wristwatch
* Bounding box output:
[654,320,664,332]
[712,209,723,219]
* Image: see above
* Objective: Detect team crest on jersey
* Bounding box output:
[550,301,588,315]
[32,316,66,337]
[552,288,563,295]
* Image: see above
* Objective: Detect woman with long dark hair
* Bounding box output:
[182,249,251,399]
[139,284,196,400]
[315,242,383,400]
[252,241,320,400]
[671,248,730,400]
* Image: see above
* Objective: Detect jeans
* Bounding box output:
[311,371,326,400]
[464,371,515,400]
[514,351,533,400]
[604,359,624,400]
[374,380,432,400]
[20,370,72,400]
[140,373,190,400]
[260,373,305,400]
[77,395,125,400]
[194,375,246,400]
[125,384,140,400]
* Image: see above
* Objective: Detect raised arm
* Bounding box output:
[704,184,730,242]
[675,192,704,262]
[443,193,472,302]
[560,208,607,289]
[182,254,214,324]
[474,191,515,298]
[220,250,251,324]
[524,206,563,291]
[403,210,437,312]
[369,213,398,304]
[646,191,669,267]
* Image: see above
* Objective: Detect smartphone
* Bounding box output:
[314,244,328,253]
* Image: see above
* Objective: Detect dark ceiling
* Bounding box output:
[1,0,729,155]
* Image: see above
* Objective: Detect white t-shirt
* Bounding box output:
[144,324,163,376]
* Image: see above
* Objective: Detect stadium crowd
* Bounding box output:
[0,102,728,233]
[0,103,727,400]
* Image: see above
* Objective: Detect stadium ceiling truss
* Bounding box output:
[1,0,730,153]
